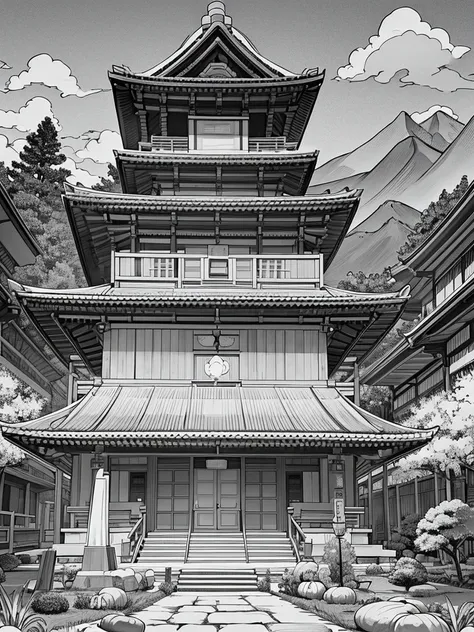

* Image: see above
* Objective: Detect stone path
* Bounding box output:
[84,592,349,631]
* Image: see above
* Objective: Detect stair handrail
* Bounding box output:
[240,508,249,563]
[128,505,146,564]
[184,509,194,563]
[287,506,305,562]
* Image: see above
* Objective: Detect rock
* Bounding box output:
[99,614,145,632]
[408,584,438,594]
[402,550,415,558]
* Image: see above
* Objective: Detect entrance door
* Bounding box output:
[194,468,240,530]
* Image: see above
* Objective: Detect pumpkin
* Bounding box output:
[91,587,128,610]
[99,614,145,632]
[392,613,450,632]
[297,580,326,600]
[355,602,422,632]
[0,628,23,632]
[388,596,429,613]
[460,628,474,632]
[323,586,357,605]
[292,560,319,582]
[145,569,155,588]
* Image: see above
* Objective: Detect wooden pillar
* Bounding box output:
[53,469,63,544]
[0,470,5,509]
[240,457,246,531]
[353,361,360,406]
[414,477,419,514]
[446,471,452,501]
[24,482,31,516]
[146,456,158,533]
[395,484,401,529]
[367,471,373,540]
[189,456,194,533]
[383,464,390,541]
[434,474,439,505]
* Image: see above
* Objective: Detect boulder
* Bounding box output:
[99,614,145,632]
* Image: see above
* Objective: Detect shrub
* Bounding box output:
[17,553,31,564]
[302,569,318,581]
[318,566,338,589]
[0,582,46,631]
[278,567,300,596]
[73,593,91,609]
[387,556,428,591]
[0,569,5,584]
[158,581,176,596]
[322,537,357,586]
[365,563,384,576]
[32,592,69,614]
[0,553,20,571]
[257,568,272,592]
[387,514,421,558]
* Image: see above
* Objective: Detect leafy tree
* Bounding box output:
[11,117,70,183]
[387,556,428,591]
[395,370,474,482]
[0,367,45,422]
[398,175,470,259]
[415,499,474,583]
[92,163,121,192]
[337,269,395,293]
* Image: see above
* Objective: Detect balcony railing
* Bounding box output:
[138,136,297,153]
[113,252,322,289]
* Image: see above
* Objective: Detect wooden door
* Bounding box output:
[194,469,217,530]
[218,469,240,530]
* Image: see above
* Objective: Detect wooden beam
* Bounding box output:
[134,90,148,143]
[173,166,180,196]
[53,469,63,544]
[216,166,222,196]
[266,93,276,137]
[160,93,168,136]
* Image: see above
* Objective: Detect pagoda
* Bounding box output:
[3,3,434,571]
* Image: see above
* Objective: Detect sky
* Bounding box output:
[0,0,473,185]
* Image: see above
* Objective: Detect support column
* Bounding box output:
[24,482,31,516]
[367,471,373,542]
[383,464,390,541]
[395,484,401,529]
[414,477,419,514]
[353,361,360,406]
[434,474,439,505]
[53,469,63,544]
[446,471,452,501]
[146,456,158,533]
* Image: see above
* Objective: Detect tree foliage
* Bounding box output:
[92,163,121,193]
[337,269,395,293]
[11,117,70,183]
[394,370,474,482]
[415,499,474,582]
[0,367,45,423]
[398,175,470,259]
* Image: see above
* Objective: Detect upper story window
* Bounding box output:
[189,117,248,151]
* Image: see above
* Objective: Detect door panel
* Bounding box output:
[218,469,240,530]
[194,469,216,530]
[194,468,240,530]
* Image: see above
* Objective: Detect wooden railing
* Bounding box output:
[0,511,39,553]
[240,509,249,563]
[287,507,303,562]
[128,506,147,564]
[291,503,365,530]
[138,136,297,153]
[184,509,194,564]
[113,252,322,289]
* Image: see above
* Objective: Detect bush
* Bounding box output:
[278,567,300,596]
[32,592,69,614]
[17,554,31,564]
[257,568,271,592]
[388,514,421,558]
[322,536,357,586]
[365,564,384,576]
[0,569,5,584]
[158,581,176,596]
[387,556,428,591]
[73,593,91,609]
[0,553,20,571]
[318,566,338,589]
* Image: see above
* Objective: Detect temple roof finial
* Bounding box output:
[202,1,232,29]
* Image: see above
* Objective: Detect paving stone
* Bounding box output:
[137,610,173,622]
[269,625,331,632]
[269,612,320,623]
[180,605,216,612]
[170,612,208,624]
[216,604,255,611]
[208,611,275,624]
[178,626,217,632]
[219,626,268,632]
[142,626,179,631]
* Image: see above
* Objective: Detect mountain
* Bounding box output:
[400,114,474,213]
[311,111,451,186]
[309,136,442,228]
[325,201,420,286]
[420,111,465,151]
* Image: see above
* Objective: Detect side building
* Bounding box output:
[2,3,434,571]
[360,180,474,544]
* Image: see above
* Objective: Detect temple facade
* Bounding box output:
[3,3,434,569]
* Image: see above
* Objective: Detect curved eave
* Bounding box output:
[109,70,324,150]
[115,149,319,166]
[0,182,41,270]
[63,186,361,284]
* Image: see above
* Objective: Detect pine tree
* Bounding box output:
[11,117,70,182]
[92,163,121,192]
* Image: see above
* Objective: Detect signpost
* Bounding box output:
[333,491,346,587]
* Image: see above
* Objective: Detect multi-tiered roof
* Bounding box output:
[2,3,434,459]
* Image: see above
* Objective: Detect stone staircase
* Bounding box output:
[178,567,258,592]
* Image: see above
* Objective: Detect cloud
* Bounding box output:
[0,135,20,166]
[0,60,12,70]
[61,130,102,142]
[335,8,474,92]
[76,130,122,163]
[0,97,61,132]
[411,105,459,124]
[55,157,102,187]
[4,54,106,98]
